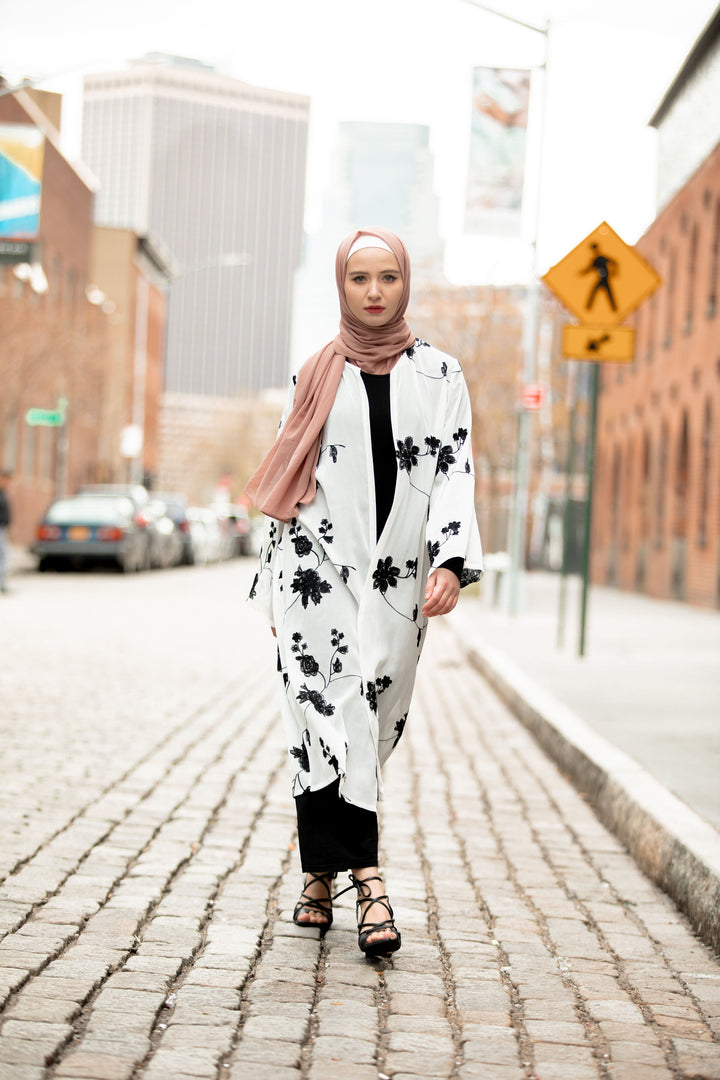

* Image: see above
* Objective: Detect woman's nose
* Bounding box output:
[367,278,381,298]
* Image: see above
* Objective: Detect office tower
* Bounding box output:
[291,121,445,367]
[82,55,309,394]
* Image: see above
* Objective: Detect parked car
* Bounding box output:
[151,492,194,565]
[145,499,184,569]
[222,505,253,556]
[33,493,150,573]
[187,507,225,564]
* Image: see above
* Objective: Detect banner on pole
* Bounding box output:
[465,67,530,237]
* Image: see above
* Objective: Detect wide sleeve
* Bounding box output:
[425,366,484,588]
[246,378,296,622]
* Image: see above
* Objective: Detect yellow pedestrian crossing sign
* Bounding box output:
[543,221,661,326]
[562,324,635,362]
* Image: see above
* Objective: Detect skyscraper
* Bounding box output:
[82,55,309,394]
[291,121,445,368]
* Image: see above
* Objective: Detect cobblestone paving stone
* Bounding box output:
[1,562,719,1079]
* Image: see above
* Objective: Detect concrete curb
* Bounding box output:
[453,622,720,957]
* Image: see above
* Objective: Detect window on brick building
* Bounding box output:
[655,423,668,548]
[663,249,675,348]
[708,197,719,319]
[646,291,656,363]
[673,412,689,541]
[684,222,697,335]
[624,438,633,551]
[640,434,651,540]
[698,400,711,548]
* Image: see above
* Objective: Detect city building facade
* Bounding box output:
[82,55,310,396]
[0,88,112,546]
[591,11,720,607]
[89,228,170,487]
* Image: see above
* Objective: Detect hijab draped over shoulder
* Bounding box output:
[245,226,416,522]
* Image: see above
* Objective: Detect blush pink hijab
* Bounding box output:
[245,227,416,521]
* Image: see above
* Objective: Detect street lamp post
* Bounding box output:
[459,0,549,614]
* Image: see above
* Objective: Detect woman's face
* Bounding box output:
[344,247,403,327]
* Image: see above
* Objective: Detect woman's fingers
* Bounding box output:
[421,570,460,618]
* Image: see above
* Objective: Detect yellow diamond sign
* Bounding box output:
[543,221,661,326]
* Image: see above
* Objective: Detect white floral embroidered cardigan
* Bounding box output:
[249,341,484,811]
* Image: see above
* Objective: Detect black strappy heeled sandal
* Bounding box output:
[350,873,402,958]
[293,871,337,934]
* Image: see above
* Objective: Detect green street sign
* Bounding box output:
[26,407,65,427]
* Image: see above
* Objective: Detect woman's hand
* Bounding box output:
[421,568,460,619]
[271,626,277,638]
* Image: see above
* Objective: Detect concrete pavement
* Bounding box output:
[0,560,719,1079]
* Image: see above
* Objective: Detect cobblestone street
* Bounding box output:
[1,561,719,1080]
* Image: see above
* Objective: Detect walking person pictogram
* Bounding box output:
[580,243,618,311]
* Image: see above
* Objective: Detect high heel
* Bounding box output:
[350,873,402,957]
[293,871,336,934]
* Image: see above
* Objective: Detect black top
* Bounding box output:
[360,369,463,582]
[0,490,10,528]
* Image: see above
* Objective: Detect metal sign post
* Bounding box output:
[542,222,660,657]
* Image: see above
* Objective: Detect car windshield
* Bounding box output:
[46,496,134,525]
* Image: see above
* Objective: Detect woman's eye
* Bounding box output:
[383,275,398,283]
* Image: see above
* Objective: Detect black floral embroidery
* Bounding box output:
[427,540,440,563]
[318,518,334,543]
[290,567,332,608]
[373,556,400,594]
[291,633,320,677]
[291,533,313,557]
[318,736,339,775]
[319,442,345,463]
[393,714,407,748]
[297,684,335,716]
[339,565,350,584]
[442,521,461,538]
[249,572,258,599]
[330,628,349,676]
[396,436,420,473]
[364,675,392,714]
[436,444,456,475]
[425,436,441,454]
[290,730,310,773]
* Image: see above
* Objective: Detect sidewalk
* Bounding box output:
[449,571,720,956]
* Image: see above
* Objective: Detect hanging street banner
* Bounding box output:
[542,221,661,326]
[562,324,635,363]
[0,123,45,242]
[465,67,531,237]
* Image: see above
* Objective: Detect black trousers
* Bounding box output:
[295,779,378,873]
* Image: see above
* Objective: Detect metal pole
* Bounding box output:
[579,363,599,657]
[557,364,577,649]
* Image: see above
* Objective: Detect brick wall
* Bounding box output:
[592,140,720,607]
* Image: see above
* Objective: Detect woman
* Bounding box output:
[247,227,482,957]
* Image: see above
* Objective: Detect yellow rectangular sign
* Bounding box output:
[562,324,635,362]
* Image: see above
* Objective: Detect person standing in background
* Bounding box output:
[0,471,13,594]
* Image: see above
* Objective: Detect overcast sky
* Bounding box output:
[2,0,717,281]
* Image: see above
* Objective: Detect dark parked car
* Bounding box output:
[33,493,150,572]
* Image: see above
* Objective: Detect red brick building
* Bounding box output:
[591,4,720,608]
[89,228,170,487]
[592,142,720,605]
[0,87,169,546]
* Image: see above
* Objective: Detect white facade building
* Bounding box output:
[82,55,309,394]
